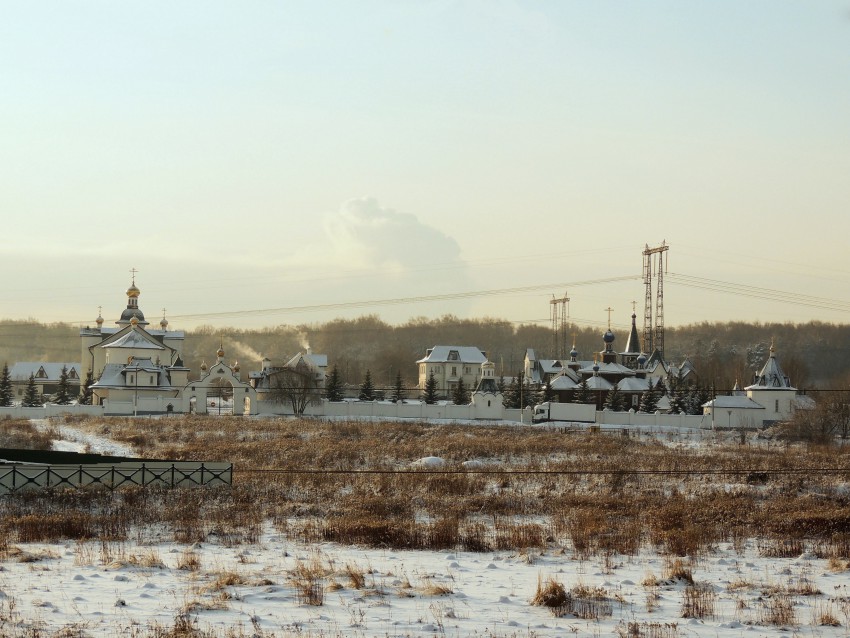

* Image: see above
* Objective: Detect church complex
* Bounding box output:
[77,276,259,416]
[1,273,812,428]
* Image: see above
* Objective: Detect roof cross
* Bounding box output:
[129,267,138,285]
[604,306,614,328]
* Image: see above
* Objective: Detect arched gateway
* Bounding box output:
[181,346,258,416]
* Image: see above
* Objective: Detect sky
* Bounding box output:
[1,1,849,333]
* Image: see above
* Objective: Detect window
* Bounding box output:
[775,399,779,412]
[464,366,470,374]
[150,376,154,385]
[448,350,459,361]
[451,366,457,376]
[129,374,135,384]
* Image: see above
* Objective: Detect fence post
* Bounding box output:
[141,464,146,487]
[171,464,176,488]
[200,463,205,486]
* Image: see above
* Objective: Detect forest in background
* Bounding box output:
[0,316,848,393]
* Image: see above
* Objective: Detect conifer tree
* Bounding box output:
[79,370,94,405]
[452,377,469,405]
[537,378,555,405]
[358,369,375,401]
[422,370,439,404]
[54,365,72,405]
[325,365,344,401]
[503,376,519,408]
[668,387,684,414]
[638,385,659,413]
[392,370,405,403]
[573,378,592,404]
[603,385,625,411]
[0,363,13,407]
[23,373,41,407]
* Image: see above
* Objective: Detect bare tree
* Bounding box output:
[269,359,320,416]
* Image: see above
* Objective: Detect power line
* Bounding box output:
[667,273,850,314]
[167,276,640,322]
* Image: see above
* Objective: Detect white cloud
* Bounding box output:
[321,197,463,272]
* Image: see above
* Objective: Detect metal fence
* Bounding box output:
[0,461,232,495]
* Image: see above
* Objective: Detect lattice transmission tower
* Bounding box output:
[550,292,570,360]
[642,241,669,359]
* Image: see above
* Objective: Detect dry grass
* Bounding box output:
[0,418,59,450]
[681,582,716,619]
[532,575,568,608]
[758,593,796,626]
[662,558,693,584]
[5,415,850,558]
[289,558,325,606]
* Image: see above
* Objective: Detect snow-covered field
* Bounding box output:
[3,422,850,637]
[3,527,850,637]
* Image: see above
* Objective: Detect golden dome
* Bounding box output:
[130,315,139,326]
[233,361,240,372]
[126,283,140,299]
[200,360,208,371]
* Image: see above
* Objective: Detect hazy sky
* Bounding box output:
[2,1,849,334]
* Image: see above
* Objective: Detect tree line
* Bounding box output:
[2,315,849,393]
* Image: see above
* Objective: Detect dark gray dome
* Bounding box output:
[120,308,146,323]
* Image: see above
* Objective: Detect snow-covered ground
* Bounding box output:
[3,526,850,637]
[3,422,849,636]
[28,418,135,457]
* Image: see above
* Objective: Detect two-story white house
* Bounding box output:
[417,345,488,398]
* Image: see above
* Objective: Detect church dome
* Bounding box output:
[637,353,647,367]
[603,329,615,344]
[200,360,208,371]
[120,307,146,323]
[126,283,140,299]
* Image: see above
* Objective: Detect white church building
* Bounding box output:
[80,277,259,416]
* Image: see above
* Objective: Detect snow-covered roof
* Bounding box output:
[10,362,81,382]
[703,395,766,410]
[577,362,635,377]
[474,377,500,394]
[284,352,328,371]
[417,346,487,364]
[585,376,613,391]
[617,377,651,392]
[745,345,795,391]
[92,361,174,389]
[539,360,565,375]
[550,375,578,390]
[102,329,165,350]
